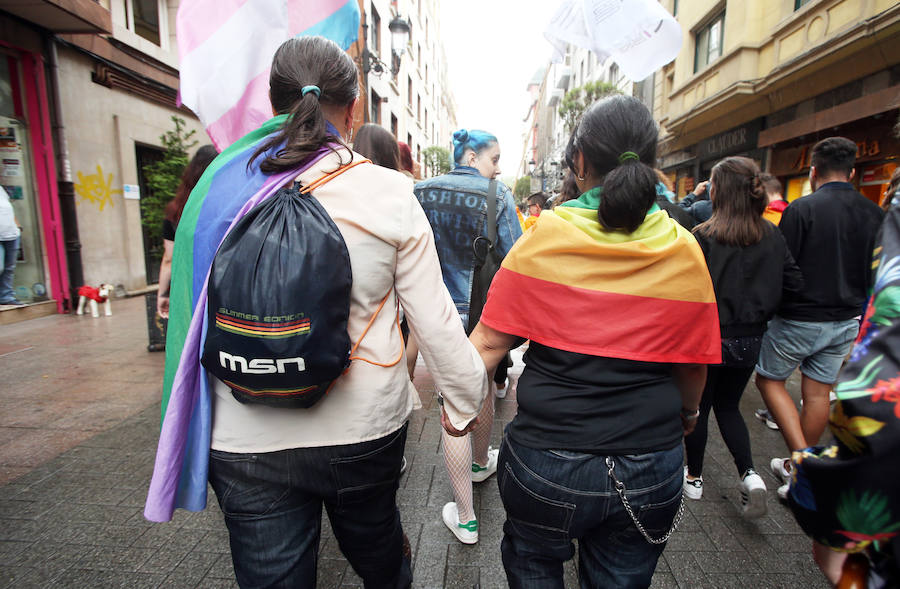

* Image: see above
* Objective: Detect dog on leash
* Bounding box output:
[76,284,113,317]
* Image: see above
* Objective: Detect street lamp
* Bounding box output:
[388,15,411,74]
[361,14,410,77]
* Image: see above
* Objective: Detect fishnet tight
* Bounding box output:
[441,384,495,523]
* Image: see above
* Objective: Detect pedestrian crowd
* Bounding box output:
[145,36,900,588]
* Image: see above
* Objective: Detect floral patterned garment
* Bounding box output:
[788,204,900,553]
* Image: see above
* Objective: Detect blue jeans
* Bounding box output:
[0,237,18,303]
[208,423,411,589]
[498,434,683,589]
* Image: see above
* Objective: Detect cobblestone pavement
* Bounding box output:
[0,297,829,588]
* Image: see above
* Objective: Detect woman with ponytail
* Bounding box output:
[456,95,721,586]
[147,36,488,587]
[683,156,803,515]
[414,128,522,545]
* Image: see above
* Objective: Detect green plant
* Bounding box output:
[558,80,620,131]
[514,175,533,199]
[423,145,452,176]
[140,116,198,252]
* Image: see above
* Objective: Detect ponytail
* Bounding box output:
[567,95,659,232]
[248,36,359,174]
[599,159,658,233]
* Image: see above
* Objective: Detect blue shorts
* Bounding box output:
[756,316,859,384]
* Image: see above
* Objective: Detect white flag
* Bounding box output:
[545,0,682,81]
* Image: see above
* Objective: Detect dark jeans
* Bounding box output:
[498,433,683,588]
[208,423,411,589]
[684,364,756,477]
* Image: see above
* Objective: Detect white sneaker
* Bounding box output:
[683,466,703,500]
[754,408,779,430]
[495,379,508,399]
[471,447,499,483]
[442,502,478,544]
[769,457,791,483]
[740,469,767,518]
[777,483,790,501]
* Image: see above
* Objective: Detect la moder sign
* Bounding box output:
[698,119,762,160]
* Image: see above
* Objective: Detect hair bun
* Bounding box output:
[749,174,765,199]
[453,129,469,143]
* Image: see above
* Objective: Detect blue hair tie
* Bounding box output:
[301,85,321,99]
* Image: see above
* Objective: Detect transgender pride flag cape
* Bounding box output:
[480,189,722,364]
[144,116,334,522]
[177,0,360,149]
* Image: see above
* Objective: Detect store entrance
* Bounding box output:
[135,144,165,285]
[0,53,47,304]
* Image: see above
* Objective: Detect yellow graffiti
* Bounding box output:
[75,165,122,211]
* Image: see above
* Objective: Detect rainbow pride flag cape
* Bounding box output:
[480,190,721,364]
[144,116,334,522]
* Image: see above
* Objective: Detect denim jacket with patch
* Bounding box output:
[414,167,522,318]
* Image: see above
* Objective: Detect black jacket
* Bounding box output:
[778,182,885,321]
[695,224,803,338]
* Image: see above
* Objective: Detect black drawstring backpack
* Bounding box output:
[201,162,367,408]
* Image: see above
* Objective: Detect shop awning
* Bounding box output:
[0,0,111,34]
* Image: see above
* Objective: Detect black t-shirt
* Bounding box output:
[778,182,884,321]
[162,218,176,242]
[507,342,683,454]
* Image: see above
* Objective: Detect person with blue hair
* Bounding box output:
[451,129,499,169]
[414,128,522,544]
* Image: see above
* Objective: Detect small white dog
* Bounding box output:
[76,284,113,317]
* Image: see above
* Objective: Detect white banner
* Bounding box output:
[545,0,682,81]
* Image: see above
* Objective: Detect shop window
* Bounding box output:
[694,12,724,73]
[126,0,164,46]
[786,176,812,202]
[1,54,47,303]
[859,162,897,206]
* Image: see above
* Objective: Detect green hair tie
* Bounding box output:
[618,151,639,164]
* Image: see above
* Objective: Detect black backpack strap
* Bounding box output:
[486,180,498,244]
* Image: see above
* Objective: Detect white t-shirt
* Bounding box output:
[0,187,20,241]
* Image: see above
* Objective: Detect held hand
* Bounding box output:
[440,408,477,437]
[157,296,169,319]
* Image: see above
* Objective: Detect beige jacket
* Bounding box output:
[211,148,488,452]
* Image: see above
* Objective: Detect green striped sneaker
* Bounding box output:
[442,502,478,544]
[471,447,499,483]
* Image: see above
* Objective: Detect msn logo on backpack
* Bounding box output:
[218,352,306,375]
